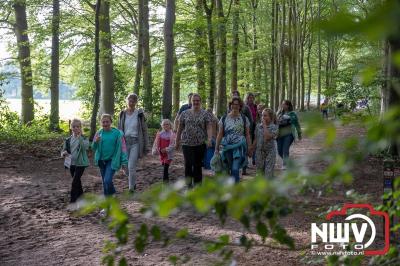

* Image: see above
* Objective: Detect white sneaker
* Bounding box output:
[99,209,107,217]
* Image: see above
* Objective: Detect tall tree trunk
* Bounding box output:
[242,20,251,91]
[251,0,259,92]
[162,0,175,119]
[274,1,280,110]
[287,0,293,103]
[49,0,60,131]
[270,0,276,110]
[215,0,227,116]
[381,40,391,115]
[13,0,34,124]
[99,0,115,116]
[203,0,216,110]
[231,0,239,92]
[292,0,297,108]
[317,0,322,108]
[172,50,180,116]
[306,0,313,110]
[388,32,400,156]
[279,0,287,105]
[195,0,206,100]
[300,0,307,111]
[134,8,143,95]
[90,0,101,141]
[141,0,152,112]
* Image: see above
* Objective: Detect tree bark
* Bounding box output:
[134,3,143,95]
[270,0,276,110]
[306,0,313,110]
[99,0,115,116]
[172,50,180,116]
[317,0,322,108]
[141,0,152,112]
[195,0,206,100]
[90,0,101,141]
[231,0,239,92]
[162,0,175,119]
[49,0,60,131]
[203,0,216,110]
[215,0,228,116]
[381,40,391,115]
[251,0,259,92]
[13,0,34,124]
[388,34,400,156]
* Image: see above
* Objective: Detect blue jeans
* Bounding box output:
[225,149,241,183]
[277,134,294,164]
[203,139,215,170]
[98,160,116,196]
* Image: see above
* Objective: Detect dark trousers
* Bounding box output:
[277,134,294,163]
[163,163,170,182]
[69,165,85,203]
[182,144,206,187]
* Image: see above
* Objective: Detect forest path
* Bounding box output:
[0,124,382,266]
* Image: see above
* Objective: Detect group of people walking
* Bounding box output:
[61,91,302,205]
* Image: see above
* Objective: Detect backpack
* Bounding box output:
[65,137,71,154]
[222,113,247,136]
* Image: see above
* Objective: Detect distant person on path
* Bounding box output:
[215,97,252,183]
[176,93,214,187]
[118,93,149,192]
[61,119,89,203]
[92,114,128,196]
[230,90,253,175]
[245,92,258,166]
[256,104,265,124]
[174,92,193,131]
[251,109,278,179]
[203,108,219,170]
[321,98,329,119]
[152,119,176,183]
[276,100,302,170]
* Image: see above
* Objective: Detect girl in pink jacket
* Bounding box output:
[152,119,176,183]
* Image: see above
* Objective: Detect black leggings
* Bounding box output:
[69,165,85,203]
[182,144,206,187]
[163,163,170,182]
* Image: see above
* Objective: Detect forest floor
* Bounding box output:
[0,124,384,266]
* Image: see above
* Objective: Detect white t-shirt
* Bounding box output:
[124,110,139,137]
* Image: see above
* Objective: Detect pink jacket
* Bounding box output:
[151,131,176,160]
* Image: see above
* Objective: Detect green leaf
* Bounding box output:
[240,215,250,229]
[256,222,269,242]
[168,255,179,265]
[118,257,127,266]
[176,228,188,239]
[150,225,161,241]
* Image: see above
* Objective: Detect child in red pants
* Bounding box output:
[152,119,176,182]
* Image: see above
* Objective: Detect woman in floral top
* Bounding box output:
[251,108,278,179]
[176,93,213,187]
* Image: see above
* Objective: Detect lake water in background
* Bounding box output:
[5,98,83,120]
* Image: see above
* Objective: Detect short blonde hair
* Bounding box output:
[161,119,173,127]
[101,113,113,122]
[70,118,82,129]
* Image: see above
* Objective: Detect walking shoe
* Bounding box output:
[99,209,107,217]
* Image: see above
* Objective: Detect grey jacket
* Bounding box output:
[118,109,149,158]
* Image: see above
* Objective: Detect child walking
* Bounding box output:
[61,119,90,203]
[152,119,176,183]
[251,108,279,179]
[92,114,128,196]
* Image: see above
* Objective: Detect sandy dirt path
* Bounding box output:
[0,125,383,266]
